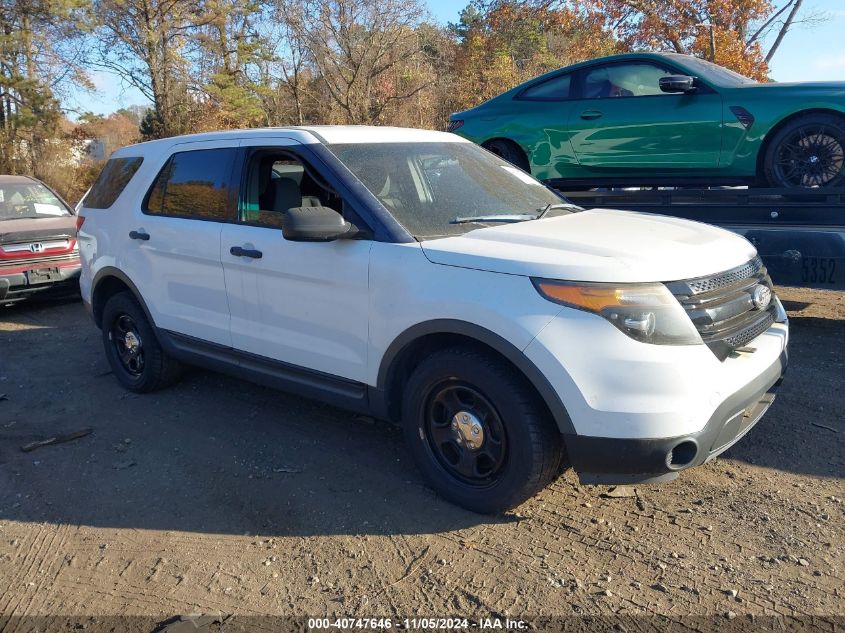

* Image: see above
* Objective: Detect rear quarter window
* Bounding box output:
[518,74,571,100]
[82,157,144,209]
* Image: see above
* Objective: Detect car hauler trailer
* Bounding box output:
[560,187,845,291]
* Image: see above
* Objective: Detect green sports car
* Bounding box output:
[448,52,845,188]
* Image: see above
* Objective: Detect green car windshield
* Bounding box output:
[676,56,758,87]
[327,141,569,239]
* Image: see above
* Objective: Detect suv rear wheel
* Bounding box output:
[401,347,564,514]
[101,291,182,393]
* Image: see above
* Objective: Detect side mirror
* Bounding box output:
[659,75,697,94]
[282,206,353,242]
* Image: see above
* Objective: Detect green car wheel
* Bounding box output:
[763,113,845,188]
[482,139,530,173]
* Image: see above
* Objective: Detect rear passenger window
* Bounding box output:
[144,148,235,221]
[519,74,571,100]
[83,157,143,209]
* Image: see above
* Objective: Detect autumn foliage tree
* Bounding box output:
[448,2,619,111]
[585,0,774,80]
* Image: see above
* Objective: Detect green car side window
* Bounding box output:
[518,73,571,100]
[584,63,674,99]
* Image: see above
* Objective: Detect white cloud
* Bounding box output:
[89,71,116,93]
[813,53,845,70]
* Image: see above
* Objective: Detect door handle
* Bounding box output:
[128,230,150,241]
[230,246,263,259]
[580,110,603,120]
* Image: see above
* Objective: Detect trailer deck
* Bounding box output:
[558,187,845,290]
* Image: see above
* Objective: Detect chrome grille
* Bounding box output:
[666,257,779,361]
[724,313,776,349]
[686,257,763,295]
[1,239,71,253]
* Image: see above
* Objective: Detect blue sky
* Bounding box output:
[73,0,845,116]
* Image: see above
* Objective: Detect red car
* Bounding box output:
[0,175,81,305]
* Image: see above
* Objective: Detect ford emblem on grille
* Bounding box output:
[29,243,44,253]
[751,284,772,310]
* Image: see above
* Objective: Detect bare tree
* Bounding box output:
[277,0,432,124]
[93,0,203,136]
[763,0,803,63]
[261,13,314,125]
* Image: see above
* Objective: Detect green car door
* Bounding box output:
[569,60,724,170]
[502,71,580,180]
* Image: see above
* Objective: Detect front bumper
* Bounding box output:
[563,350,787,484]
[0,264,81,303]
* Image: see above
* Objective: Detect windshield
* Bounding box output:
[675,55,758,87]
[327,142,569,238]
[0,181,71,221]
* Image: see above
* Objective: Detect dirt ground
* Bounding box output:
[0,286,843,631]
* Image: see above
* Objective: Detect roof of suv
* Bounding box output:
[113,125,466,157]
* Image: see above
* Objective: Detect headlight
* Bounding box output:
[533,279,702,346]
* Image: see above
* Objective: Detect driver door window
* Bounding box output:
[583,63,674,98]
[241,154,342,229]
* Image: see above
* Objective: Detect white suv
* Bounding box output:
[77,126,788,513]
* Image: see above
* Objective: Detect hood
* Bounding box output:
[0,216,77,245]
[420,208,757,283]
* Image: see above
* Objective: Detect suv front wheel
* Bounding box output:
[402,347,564,514]
[101,291,182,393]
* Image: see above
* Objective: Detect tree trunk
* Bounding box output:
[765,0,803,63]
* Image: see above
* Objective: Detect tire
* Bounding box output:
[762,113,845,188]
[482,139,531,173]
[101,291,182,393]
[401,347,564,514]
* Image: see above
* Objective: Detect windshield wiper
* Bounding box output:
[533,202,582,220]
[449,214,536,225]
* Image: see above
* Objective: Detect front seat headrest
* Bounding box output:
[270,177,302,212]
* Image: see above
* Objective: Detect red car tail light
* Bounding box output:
[75,215,85,232]
[446,119,464,133]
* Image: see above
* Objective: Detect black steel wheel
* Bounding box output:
[110,314,145,376]
[402,347,564,514]
[424,382,508,486]
[764,114,845,188]
[101,291,182,393]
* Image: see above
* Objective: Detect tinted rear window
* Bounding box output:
[83,157,144,209]
[519,74,571,100]
[143,148,235,222]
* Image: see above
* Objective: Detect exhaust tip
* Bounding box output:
[666,440,698,470]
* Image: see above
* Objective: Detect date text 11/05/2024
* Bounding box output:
[307,617,528,630]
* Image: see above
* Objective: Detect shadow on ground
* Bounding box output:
[0,298,842,538]
[721,314,844,479]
